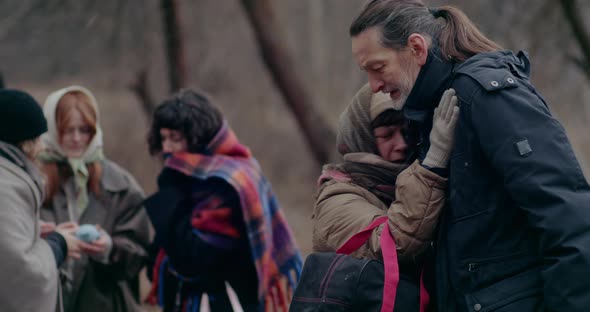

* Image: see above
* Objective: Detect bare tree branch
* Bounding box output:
[131,0,188,117]
[528,0,558,53]
[129,69,156,117]
[565,54,587,70]
[240,0,336,166]
[0,1,45,39]
[161,0,187,92]
[559,0,590,80]
[108,0,127,49]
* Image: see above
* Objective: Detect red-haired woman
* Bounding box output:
[39,85,151,312]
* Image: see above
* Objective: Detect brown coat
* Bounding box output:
[312,160,447,261]
[41,159,151,312]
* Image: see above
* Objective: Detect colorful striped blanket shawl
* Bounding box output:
[149,122,302,311]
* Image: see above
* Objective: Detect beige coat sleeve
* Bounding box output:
[313,178,387,260]
[388,160,447,259]
[312,160,447,261]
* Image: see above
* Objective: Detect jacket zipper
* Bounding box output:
[466,250,530,272]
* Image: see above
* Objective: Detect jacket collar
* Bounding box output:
[0,140,45,204]
[53,159,129,194]
[0,141,27,169]
[403,50,531,122]
[403,49,456,122]
[99,160,129,192]
[454,50,531,79]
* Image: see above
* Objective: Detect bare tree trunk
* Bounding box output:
[309,0,325,76]
[131,0,188,116]
[240,0,336,166]
[0,72,4,89]
[559,0,590,81]
[129,69,156,117]
[161,0,187,92]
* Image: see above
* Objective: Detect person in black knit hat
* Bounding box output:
[0,89,81,312]
[0,89,48,145]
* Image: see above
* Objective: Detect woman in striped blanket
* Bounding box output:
[144,89,302,312]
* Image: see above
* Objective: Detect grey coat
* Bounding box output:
[41,159,151,312]
[0,141,59,312]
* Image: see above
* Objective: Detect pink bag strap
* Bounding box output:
[336,216,388,254]
[419,269,430,312]
[336,216,430,312]
[379,216,399,312]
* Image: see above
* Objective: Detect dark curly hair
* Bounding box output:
[147,89,223,155]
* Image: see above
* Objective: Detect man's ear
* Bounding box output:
[407,33,429,66]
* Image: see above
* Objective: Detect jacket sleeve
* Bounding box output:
[388,160,447,259]
[470,85,590,311]
[0,179,58,310]
[312,165,447,261]
[96,183,151,280]
[313,180,386,259]
[145,180,247,277]
[44,231,67,267]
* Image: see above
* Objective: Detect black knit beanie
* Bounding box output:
[0,89,48,145]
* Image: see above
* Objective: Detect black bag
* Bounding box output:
[290,216,429,312]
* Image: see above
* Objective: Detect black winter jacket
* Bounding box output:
[145,171,260,311]
[404,50,590,312]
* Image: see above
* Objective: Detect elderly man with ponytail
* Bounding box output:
[350,0,590,311]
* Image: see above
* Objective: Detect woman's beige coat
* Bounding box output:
[313,160,447,261]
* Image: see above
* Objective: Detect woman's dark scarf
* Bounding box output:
[320,153,408,205]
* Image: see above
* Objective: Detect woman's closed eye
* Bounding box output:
[64,126,93,136]
[168,135,184,142]
[375,131,393,139]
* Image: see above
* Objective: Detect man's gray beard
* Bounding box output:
[391,95,407,110]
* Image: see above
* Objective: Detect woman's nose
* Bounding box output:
[393,133,408,152]
[162,141,172,153]
[72,130,81,142]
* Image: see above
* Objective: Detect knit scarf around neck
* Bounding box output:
[38,148,104,214]
[320,153,409,205]
[147,121,302,311]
